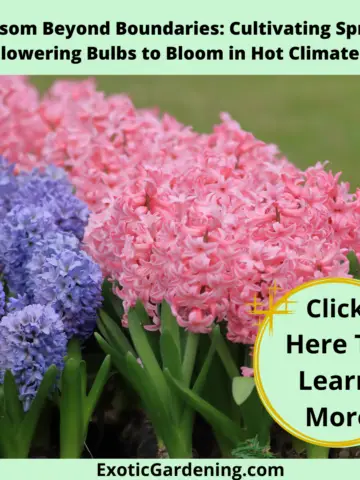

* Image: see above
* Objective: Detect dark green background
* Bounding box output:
[31,76,360,188]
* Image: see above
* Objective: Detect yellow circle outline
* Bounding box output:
[253,277,360,448]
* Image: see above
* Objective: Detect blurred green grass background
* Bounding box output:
[31,76,360,187]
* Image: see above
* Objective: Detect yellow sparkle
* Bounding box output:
[247,282,296,335]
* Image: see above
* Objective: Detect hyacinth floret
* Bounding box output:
[6,293,29,314]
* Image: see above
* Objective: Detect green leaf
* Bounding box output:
[180,326,219,443]
[96,313,113,344]
[181,332,200,387]
[164,369,244,445]
[80,360,87,399]
[348,251,360,279]
[98,310,136,357]
[0,385,4,416]
[85,355,111,426]
[133,301,161,362]
[125,352,175,448]
[60,359,84,458]
[4,370,24,426]
[95,333,131,381]
[239,389,272,445]
[199,336,233,417]
[0,416,18,457]
[82,353,108,383]
[96,332,163,415]
[124,352,159,408]
[128,303,169,401]
[232,377,255,406]
[160,331,183,423]
[160,331,183,380]
[18,365,58,458]
[160,301,181,354]
[96,333,188,457]
[102,279,124,319]
[212,330,239,379]
[193,326,220,394]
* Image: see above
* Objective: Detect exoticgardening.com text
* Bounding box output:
[97,462,284,479]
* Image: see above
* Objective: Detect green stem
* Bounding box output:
[67,338,82,363]
[306,444,329,459]
[182,332,199,387]
[0,423,20,458]
[213,332,239,379]
[167,437,193,458]
[60,359,84,458]
[156,430,192,458]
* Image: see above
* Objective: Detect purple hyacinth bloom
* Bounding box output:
[0,206,57,294]
[26,248,103,339]
[31,230,80,258]
[11,166,89,240]
[0,158,103,343]
[0,304,67,411]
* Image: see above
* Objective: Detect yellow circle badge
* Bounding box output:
[254,277,360,448]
